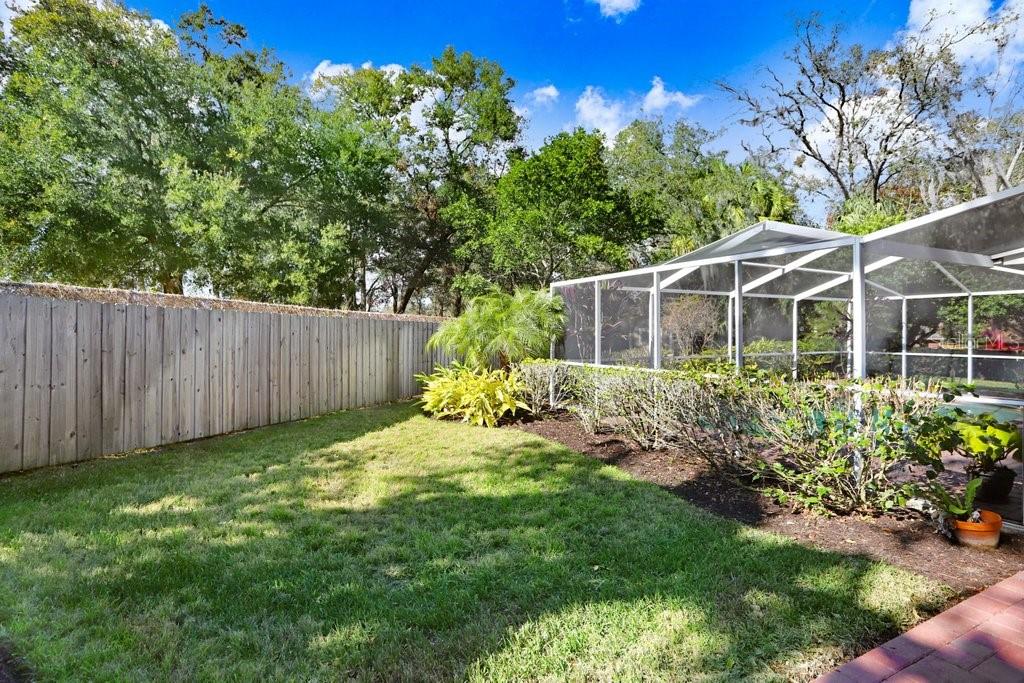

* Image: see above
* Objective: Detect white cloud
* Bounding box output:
[641,76,701,113]
[308,59,357,84]
[575,86,626,140]
[529,84,560,105]
[376,63,406,79]
[1,0,33,32]
[306,60,405,87]
[574,78,703,143]
[904,0,1024,75]
[588,0,641,19]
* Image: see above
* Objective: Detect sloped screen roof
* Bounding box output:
[667,221,851,265]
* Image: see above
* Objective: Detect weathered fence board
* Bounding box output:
[49,300,77,465]
[0,286,448,473]
[22,298,51,470]
[100,304,127,455]
[124,305,145,450]
[0,296,25,469]
[143,306,162,448]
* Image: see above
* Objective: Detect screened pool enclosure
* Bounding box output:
[551,185,1024,407]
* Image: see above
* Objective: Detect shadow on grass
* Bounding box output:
[0,404,947,681]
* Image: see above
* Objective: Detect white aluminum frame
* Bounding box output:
[551,191,1024,532]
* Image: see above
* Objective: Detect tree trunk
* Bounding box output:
[160,273,183,295]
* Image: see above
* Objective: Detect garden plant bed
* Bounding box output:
[515,412,1024,595]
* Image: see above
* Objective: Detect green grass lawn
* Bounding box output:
[0,403,948,681]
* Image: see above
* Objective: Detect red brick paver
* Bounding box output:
[816,571,1024,683]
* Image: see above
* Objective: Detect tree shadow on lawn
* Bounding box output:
[0,405,948,681]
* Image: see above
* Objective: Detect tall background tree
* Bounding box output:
[484,128,652,289]
[606,119,796,258]
[0,0,391,301]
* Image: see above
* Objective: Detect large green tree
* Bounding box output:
[607,119,796,258]
[0,0,389,303]
[322,47,521,313]
[484,128,652,288]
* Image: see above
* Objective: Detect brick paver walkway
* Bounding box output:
[816,571,1024,682]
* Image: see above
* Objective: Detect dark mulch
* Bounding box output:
[0,644,29,683]
[515,413,1024,595]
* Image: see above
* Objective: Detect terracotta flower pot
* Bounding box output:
[952,510,1003,549]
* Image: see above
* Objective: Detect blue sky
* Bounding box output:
[124,0,918,152]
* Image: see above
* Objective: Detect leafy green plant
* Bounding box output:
[953,413,1022,476]
[923,477,983,522]
[427,289,565,369]
[745,376,961,514]
[417,363,528,427]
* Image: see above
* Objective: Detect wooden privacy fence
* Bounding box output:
[0,282,451,474]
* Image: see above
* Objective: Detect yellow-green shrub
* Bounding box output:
[417,363,528,427]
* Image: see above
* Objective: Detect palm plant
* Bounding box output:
[428,289,565,369]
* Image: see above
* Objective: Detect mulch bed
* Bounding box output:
[515,413,1024,595]
[0,644,29,683]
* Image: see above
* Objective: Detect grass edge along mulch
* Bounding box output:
[0,403,950,681]
[515,411,1024,595]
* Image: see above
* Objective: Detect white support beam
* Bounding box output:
[550,236,859,289]
[651,272,662,369]
[762,221,847,240]
[726,294,734,361]
[967,294,975,384]
[994,265,1024,278]
[851,242,867,379]
[659,265,700,290]
[867,241,993,268]
[866,279,904,297]
[882,289,1024,300]
[901,298,908,378]
[734,261,744,372]
[791,299,799,381]
[593,280,602,365]
[741,261,847,276]
[742,248,837,294]
[932,262,969,292]
[793,256,902,302]
[614,285,848,302]
[741,261,902,296]
[994,245,1024,260]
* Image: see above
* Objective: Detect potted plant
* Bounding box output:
[955,413,1021,503]
[925,478,1003,548]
